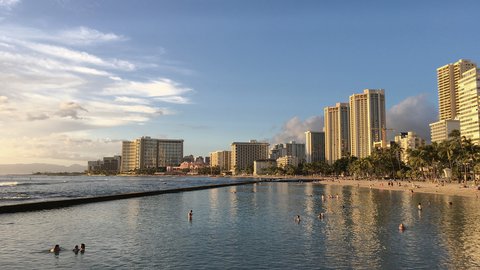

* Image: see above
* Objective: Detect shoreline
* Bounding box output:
[311,177,480,199]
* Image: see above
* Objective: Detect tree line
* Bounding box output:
[262,130,480,184]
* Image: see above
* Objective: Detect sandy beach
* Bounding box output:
[315,178,480,198]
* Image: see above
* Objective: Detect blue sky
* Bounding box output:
[0,0,478,165]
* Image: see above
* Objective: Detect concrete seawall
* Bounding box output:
[0,180,259,214]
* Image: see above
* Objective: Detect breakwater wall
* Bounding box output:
[0,180,259,214]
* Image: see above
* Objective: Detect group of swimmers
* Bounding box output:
[50,243,85,255]
[295,212,326,223]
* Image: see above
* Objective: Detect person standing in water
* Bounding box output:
[72,245,80,254]
[417,203,422,210]
[188,210,193,220]
[295,215,301,223]
[50,244,61,254]
[80,243,85,253]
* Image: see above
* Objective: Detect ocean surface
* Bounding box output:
[1,177,480,269]
[0,175,254,206]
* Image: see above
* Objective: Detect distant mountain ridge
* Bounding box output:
[0,163,86,175]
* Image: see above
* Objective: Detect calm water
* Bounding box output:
[1,182,480,269]
[0,175,254,206]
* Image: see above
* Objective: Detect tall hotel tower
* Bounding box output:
[430,59,477,142]
[305,131,325,163]
[437,59,477,120]
[349,89,386,158]
[324,103,350,164]
[458,67,480,144]
[231,140,269,174]
[121,136,184,173]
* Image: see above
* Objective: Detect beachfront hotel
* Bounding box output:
[120,136,184,172]
[324,103,350,164]
[231,140,269,174]
[87,155,122,174]
[429,119,461,143]
[349,89,386,158]
[305,131,325,163]
[209,150,232,172]
[458,68,480,145]
[269,141,306,162]
[437,59,477,120]
[430,59,478,143]
[394,132,425,162]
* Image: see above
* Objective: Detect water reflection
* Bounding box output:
[2,182,480,269]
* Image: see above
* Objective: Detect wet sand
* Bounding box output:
[316,178,480,198]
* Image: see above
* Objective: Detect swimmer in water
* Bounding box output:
[80,243,85,253]
[188,210,193,220]
[417,203,422,210]
[50,244,61,254]
[72,245,80,254]
[295,215,301,222]
[399,223,406,231]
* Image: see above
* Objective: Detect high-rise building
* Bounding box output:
[394,132,425,162]
[210,150,232,171]
[231,140,269,174]
[458,68,480,144]
[349,89,386,158]
[269,141,305,161]
[437,59,477,120]
[429,119,461,143]
[324,103,350,164]
[121,140,138,172]
[305,131,325,163]
[120,136,184,172]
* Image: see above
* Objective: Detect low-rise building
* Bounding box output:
[276,156,300,168]
[253,159,277,176]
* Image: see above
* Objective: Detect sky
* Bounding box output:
[0,0,478,166]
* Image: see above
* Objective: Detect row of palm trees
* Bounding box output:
[267,130,480,183]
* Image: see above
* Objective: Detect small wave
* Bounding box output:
[0,182,53,187]
[0,196,31,200]
[0,181,18,187]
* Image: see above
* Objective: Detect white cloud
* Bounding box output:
[0,0,20,9]
[0,95,8,104]
[58,26,127,45]
[272,116,324,144]
[103,79,192,98]
[56,101,88,119]
[387,94,437,141]
[0,23,194,164]
[0,134,122,165]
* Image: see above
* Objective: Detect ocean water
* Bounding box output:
[1,181,479,269]
[0,175,254,206]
